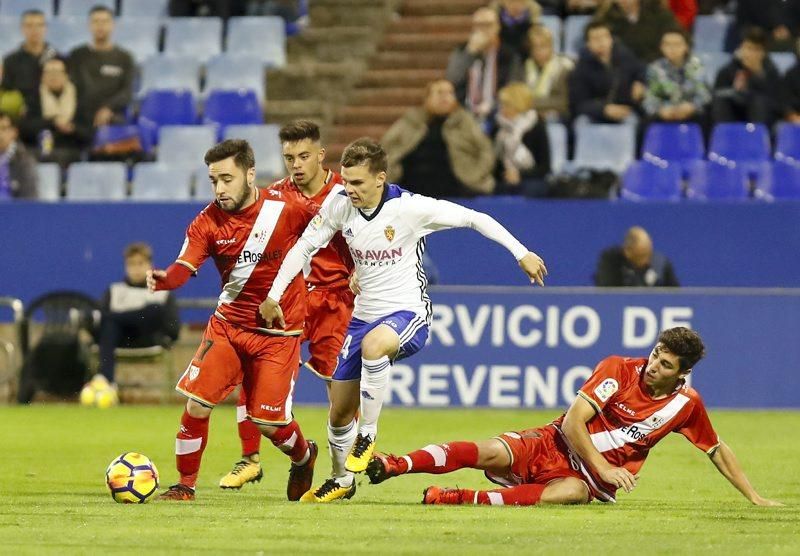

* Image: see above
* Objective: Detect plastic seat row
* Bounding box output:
[0,14,286,67]
[138,53,267,98]
[622,159,800,200]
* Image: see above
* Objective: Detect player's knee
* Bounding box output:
[329,402,357,427]
[258,424,279,438]
[360,330,396,360]
[559,480,590,505]
[186,398,212,419]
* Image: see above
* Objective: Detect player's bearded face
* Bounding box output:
[209,158,255,213]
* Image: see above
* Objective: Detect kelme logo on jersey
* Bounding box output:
[594,378,618,402]
[384,225,395,242]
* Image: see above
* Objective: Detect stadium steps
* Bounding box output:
[401,0,488,17]
[387,15,473,34]
[337,106,409,125]
[381,32,467,51]
[358,69,445,88]
[371,51,452,70]
[351,87,426,106]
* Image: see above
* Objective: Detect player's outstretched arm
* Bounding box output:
[709,441,783,506]
[562,395,638,493]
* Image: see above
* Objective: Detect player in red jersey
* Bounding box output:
[367,327,782,507]
[219,120,356,490]
[146,139,320,501]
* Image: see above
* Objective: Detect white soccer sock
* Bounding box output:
[359,355,391,440]
[328,418,357,480]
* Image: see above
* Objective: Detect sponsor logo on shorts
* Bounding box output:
[260,404,282,412]
[187,364,200,381]
[594,378,618,402]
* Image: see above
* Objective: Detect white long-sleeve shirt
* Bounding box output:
[268,184,529,323]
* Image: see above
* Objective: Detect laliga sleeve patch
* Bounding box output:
[593,378,618,402]
[310,214,324,230]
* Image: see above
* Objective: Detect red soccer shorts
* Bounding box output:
[176,315,301,425]
[301,286,354,380]
[488,425,616,503]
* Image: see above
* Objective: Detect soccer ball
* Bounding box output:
[105,452,159,503]
[80,376,119,408]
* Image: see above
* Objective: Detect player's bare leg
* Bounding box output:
[301,380,360,502]
[159,399,212,501]
[345,324,400,473]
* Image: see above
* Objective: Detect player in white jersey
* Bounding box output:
[260,138,547,502]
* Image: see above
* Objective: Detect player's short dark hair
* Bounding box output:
[124,242,152,261]
[741,27,768,49]
[89,4,114,17]
[340,137,387,175]
[279,120,321,144]
[204,139,255,173]
[21,9,45,20]
[584,20,611,41]
[657,327,705,371]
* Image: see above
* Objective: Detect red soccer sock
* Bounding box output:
[405,441,479,474]
[475,484,546,506]
[175,410,209,489]
[264,420,310,464]
[235,390,261,457]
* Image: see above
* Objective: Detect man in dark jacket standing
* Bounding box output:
[569,21,646,124]
[0,111,38,199]
[595,0,681,63]
[594,226,679,287]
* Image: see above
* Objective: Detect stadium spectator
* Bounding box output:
[524,24,575,120]
[19,57,91,167]
[783,49,800,123]
[148,139,319,501]
[92,242,180,395]
[446,7,524,129]
[67,6,135,130]
[594,0,681,63]
[494,0,543,59]
[0,10,58,122]
[569,21,646,124]
[168,0,246,18]
[593,226,679,287]
[711,28,782,126]
[260,138,547,502]
[382,79,496,197]
[0,111,38,199]
[493,82,551,196]
[736,0,800,52]
[366,327,783,508]
[642,29,711,123]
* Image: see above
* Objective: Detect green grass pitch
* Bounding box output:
[0,405,797,555]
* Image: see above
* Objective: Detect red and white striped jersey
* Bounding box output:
[553,356,719,482]
[270,170,353,290]
[175,188,318,334]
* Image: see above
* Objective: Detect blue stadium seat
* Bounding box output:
[164,17,222,64]
[775,124,800,163]
[621,160,683,201]
[37,162,61,201]
[697,52,729,84]
[204,54,266,99]
[223,124,282,177]
[203,90,262,133]
[139,55,201,97]
[539,15,562,52]
[770,52,796,75]
[692,14,732,53]
[157,125,217,167]
[119,0,168,18]
[0,16,22,57]
[58,0,114,17]
[573,123,636,173]
[546,122,567,175]
[0,0,53,17]
[563,15,590,58]
[92,123,144,152]
[66,162,127,200]
[686,160,750,200]
[641,123,704,175]
[131,163,193,201]
[709,123,771,180]
[138,90,198,146]
[114,17,161,64]
[48,17,86,54]
[755,160,800,200]
[226,16,286,67]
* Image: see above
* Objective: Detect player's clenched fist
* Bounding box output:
[259,297,285,328]
[519,252,548,287]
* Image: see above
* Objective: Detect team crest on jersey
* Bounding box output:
[384,225,395,242]
[647,415,665,428]
[268,189,281,198]
[594,378,618,402]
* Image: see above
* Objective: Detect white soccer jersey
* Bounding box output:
[269,184,530,323]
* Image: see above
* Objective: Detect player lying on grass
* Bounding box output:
[367,327,783,507]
